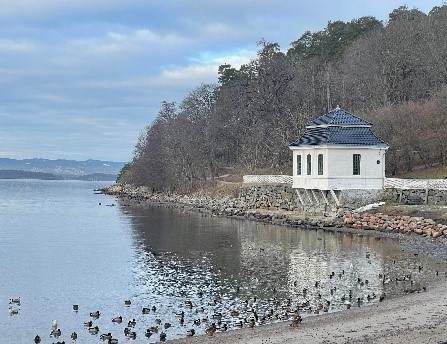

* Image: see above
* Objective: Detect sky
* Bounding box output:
[0,0,443,162]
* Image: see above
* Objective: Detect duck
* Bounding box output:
[144,330,152,338]
[111,316,122,323]
[142,307,151,314]
[90,310,100,318]
[50,328,61,337]
[100,333,112,340]
[233,319,244,328]
[155,318,161,325]
[8,307,19,315]
[124,299,131,306]
[72,304,79,311]
[217,323,228,332]
[125,331,136,339]
[88,326,99,334]
[159,331,167,342]
[186,329,195,336]
[164,322,171,329]
[148,326,158,334]
[212,312,222,319]
[84,320,93,327]
[34,335,41,343]
[70,332,77,340]
[230,310,239,317]
[289,315,302,327]
[127,319,136,327]
[205,323,216,336]
[9,297,20,304]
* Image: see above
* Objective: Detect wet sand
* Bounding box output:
[171,280,447,343]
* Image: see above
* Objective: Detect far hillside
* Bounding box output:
[0,158,125,180]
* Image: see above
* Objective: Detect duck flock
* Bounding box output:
[7,252,446,344]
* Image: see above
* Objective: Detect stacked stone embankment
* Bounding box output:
[103,183,339,229]
[344,212,447,238]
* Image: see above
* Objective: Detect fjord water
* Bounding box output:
[0,179,445,343]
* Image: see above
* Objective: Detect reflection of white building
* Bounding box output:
[289,107,389,190]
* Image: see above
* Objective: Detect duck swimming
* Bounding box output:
[50,328,61,337]
[111,316,122,323]
[90,310,100,318]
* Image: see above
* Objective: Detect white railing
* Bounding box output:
[385,178,447,190]
[243,176,447,190]
[243,175,293,184]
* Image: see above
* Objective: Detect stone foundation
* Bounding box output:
[239,184,385,216]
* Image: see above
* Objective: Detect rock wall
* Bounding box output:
[383,188,447,205]
[239,184,385,216]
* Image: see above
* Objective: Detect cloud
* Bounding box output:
[0,39,38,53]
[0,0,442,161]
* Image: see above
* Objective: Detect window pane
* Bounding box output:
[307,154,311,175]
[318,154,323,175]
[353,154,361,175]
[297,155,301,175]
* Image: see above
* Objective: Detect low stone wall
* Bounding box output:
[239,184,385,216]
[344,212,447,238]
[384,188,447,205]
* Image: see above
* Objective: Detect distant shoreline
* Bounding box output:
[0,169,117,181]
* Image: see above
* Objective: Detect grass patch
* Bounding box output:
[395,165,447,179]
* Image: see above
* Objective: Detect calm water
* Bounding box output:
[0,179,446,343]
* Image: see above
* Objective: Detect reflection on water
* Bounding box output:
[0,180,446,343]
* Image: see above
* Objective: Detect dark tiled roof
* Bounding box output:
[307,108,371,126]
[290,127,388,146]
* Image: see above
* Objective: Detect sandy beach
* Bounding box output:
[171,279,447,344]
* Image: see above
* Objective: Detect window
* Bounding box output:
[353,154,361,175]
[318,154,323,175]
[306,154,312,175]
[296,155,302,175]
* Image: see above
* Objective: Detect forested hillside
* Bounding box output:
[121,5,447,192]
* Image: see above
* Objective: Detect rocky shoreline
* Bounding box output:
[103,183,447,260]
[103,183,341,227]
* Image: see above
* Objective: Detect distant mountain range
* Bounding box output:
[0,158,126,181]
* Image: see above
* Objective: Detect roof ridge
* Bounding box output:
[306,108,371,127]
